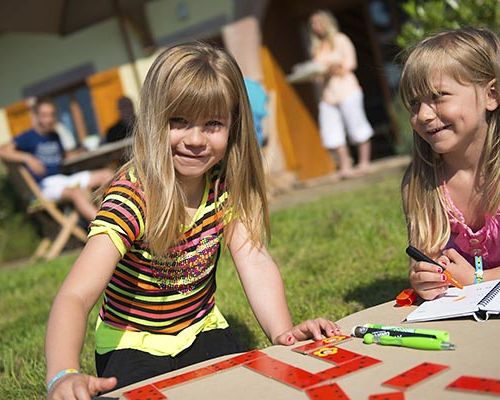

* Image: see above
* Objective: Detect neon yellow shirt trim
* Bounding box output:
[95,305,229,357]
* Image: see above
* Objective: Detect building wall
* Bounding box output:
[0,0,233,108]
[148,0,232,42]
[0,0,234,142]
[0,19,134,108]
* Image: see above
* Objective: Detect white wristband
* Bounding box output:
[47,369,80,393]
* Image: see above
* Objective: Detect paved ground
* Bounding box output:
[270,155,410,211]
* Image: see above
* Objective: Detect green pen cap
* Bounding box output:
[363,333,375,344]
[364,324,450,342]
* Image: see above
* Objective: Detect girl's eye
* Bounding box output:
[204,120,225,132]
[432,92,448,102]
[169,117,188,129]
[409,99,420,113]
[206,120,224,127]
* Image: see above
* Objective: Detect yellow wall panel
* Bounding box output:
[5,100,32,137]
[87,69,124,136]
[261,47,334,181]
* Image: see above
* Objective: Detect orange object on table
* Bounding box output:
[395,288,417,306]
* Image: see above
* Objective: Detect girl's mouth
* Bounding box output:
[176,153,208,162]
[427,124,452,134]
[177,152,204,159]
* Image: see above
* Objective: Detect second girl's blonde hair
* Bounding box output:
[399,27,500,256]
[309,10,339,57]
[129,42,269,255]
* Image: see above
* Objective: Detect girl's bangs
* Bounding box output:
[166,68,234,121]
[400,47,467,110]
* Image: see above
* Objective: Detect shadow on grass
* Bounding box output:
[344,277,409,308]
[224,314,262,351]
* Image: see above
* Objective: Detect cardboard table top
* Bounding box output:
[104,300,500,399]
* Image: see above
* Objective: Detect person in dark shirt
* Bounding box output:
[104,96,136,143]
[0,98,113,221]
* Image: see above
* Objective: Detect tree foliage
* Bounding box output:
[397,0,500,48]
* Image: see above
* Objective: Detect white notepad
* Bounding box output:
[406,279,500,322]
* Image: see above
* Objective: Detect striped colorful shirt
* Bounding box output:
[88,167,230,356]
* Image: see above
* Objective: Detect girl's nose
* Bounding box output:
[183,126,206,147]
[416,102,436,123]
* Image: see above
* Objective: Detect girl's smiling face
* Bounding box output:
[409,73,497,155]
[169,115,230,181]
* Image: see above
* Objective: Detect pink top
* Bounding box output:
[314,32,361,105]
[442,183,500,269]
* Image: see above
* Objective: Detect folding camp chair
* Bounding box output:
[5,162,87,260]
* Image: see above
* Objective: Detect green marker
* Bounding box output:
[363,333,455,350]
[363,324,449,342]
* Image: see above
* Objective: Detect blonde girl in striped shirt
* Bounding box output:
[45,42,340,399]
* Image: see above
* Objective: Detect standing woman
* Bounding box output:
[309,10,374,178]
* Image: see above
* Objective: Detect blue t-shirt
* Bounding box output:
[244,78,268,147]
[14,129,64,182]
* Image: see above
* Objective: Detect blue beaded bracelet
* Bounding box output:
[47,369,80,393]
[474,255,484,284]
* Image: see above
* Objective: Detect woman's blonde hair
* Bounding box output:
[399,27,500,255]
[309,10,339,57]
[126,42,269,255]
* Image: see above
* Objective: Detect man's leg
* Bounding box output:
[41,171,108,221]
[60,168,112,221]
[87,168,114,190]
[60,186,97,221]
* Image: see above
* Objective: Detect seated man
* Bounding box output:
[104,96,136,143]
[0,98,113,221]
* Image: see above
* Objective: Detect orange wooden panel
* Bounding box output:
[261,47,334,181]
[5,100,32,137]
[87,69,124,136]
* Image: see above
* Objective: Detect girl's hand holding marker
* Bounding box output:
[407,246,463,289]
[407,245,465,300]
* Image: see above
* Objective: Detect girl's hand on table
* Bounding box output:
[47,373,116,400]
[272,318,342,345]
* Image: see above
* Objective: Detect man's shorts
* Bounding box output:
[319,91,374,149]
[40,170,91,201]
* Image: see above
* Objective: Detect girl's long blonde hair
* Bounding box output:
[399,27,500,256]
[309,10,339,57]
[127,42,269,255]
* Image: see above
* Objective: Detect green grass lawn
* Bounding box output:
[0,170,409,399]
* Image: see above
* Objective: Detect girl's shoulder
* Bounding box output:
[106,166,145,201]
[114,166,142,186]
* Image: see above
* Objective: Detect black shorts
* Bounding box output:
[95,327,246,390]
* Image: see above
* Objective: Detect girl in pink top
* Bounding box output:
[309,10,373,178]
[400,27,500,300]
